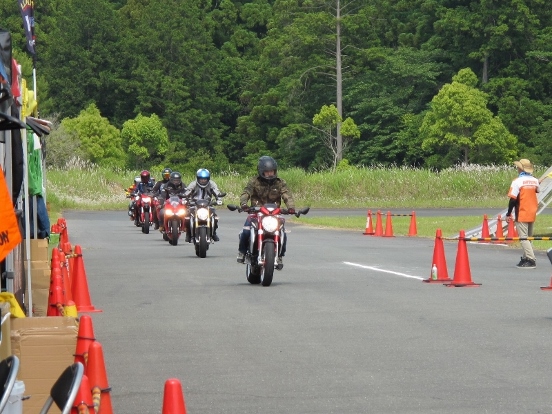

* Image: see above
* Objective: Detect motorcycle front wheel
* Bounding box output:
[170,220,179,246]
[142,212,150,234]
[198,227,208,258]
[260,243,275,286]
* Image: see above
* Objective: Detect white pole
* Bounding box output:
[21,124,33,317]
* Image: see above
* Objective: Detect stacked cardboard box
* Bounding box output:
[23,239,52,316]
[11,316,78,414]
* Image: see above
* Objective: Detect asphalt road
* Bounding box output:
[62,208,552,414]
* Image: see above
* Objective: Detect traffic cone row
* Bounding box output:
[423,229,481,287]
[47,244,101,316]
[73,315,114,414]
[363,210,417,237]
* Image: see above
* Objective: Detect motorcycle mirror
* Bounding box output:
[547,247,552,265]
[227,204,238,211]
[300,207,310,215]
[219,192,227,197]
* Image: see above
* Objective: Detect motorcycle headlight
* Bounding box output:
[177,208,186,216]
[262,216,279,233]
[165,210,175,217]
[142,197,151,204]
[196,208,209,221]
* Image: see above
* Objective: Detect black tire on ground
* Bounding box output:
[142,212,150,234]
[261,243,275,286]
[171,220,179,246]
[198,227,208,258]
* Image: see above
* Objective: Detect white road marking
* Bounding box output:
[344,262,425,281]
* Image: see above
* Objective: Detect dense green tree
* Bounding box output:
[121,114,169,169]
[419,68,517,167]
[61,104,125,167]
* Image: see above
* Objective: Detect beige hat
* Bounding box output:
[514,158,533,173]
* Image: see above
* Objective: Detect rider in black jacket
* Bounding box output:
[158,172,186,232]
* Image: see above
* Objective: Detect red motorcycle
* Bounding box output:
[227,203,309,286]
[134,192,154,234]
[162,195,187,245]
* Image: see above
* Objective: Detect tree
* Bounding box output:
[419,68,517,167]
[121,114,169,168]
[313,104,360,169]
[61,104,125,167]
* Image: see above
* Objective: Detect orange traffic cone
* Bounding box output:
[494,215,504,243]
[423,229,451,283]
[162,378,187,414]
[506,218,518,243]
[383,211,394,237]
[445,230,481,287]
[407,211,417,237]
[75,314,96,367]
[72,245,102,313]
[51,247,61,272]
[72,374,94,414]
[540,276,552,291]
[374,210,383,237]
[86,341,114,414]
[61,248,74,303]
[363,210,375,235]
[480,214,490,242]
[48,268,66,316]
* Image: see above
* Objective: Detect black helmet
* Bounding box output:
[196,168,210,189]
[162,168,172,181]
[140,170,150,184]
[258,156,278,183]
[169,171,182,187]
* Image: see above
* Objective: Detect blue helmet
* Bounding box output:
[196,168,210,188]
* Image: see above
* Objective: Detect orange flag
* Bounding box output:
[0,169,22,262]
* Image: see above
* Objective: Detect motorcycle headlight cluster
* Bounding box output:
[261,216,279,233]
[165,210,175,217]
[142,196,151,204]
[177,208,186,216]
[196,208,209,221]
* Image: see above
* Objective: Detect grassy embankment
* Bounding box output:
[46,164,552,250]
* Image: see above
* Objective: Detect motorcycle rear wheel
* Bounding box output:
[246,261,261,284]
[261,243,275,286]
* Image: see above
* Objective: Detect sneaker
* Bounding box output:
[158,226,165,233]
[212,233,220,242]
[276,256,283,270]
[237,252,245,263]
[517,259,536,269]
[516,256,527,266]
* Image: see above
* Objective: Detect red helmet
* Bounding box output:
[140,170,150,184]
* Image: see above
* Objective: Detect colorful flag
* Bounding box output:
[18,0,36,56]
[0,169,22,262]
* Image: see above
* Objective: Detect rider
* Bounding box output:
[127,176,141,217]
[182,168,224,242]
[158,171,187,232]
[128,170,154,218]
[151,168,172,229]
[237,156,295,269]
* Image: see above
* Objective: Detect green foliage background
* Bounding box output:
[2,0,552,171]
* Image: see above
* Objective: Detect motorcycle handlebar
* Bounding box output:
[226,204,309,217]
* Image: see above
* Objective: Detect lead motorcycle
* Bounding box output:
[227,203,309,286]
[162,195,188,245]
[188,192,226,258]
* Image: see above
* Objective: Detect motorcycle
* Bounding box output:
[188,193,226,258]
[162,195,187,246]
[134,192,154,234]
[227,203,309,286]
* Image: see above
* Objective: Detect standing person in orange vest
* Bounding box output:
[506,158,540,268]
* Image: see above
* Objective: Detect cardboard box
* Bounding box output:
[30,268,51,290]
[0,303,11,360]
[11,317,78,414]
[24,260,50,271]
[30,289,49,317]
[23,239,49,262]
